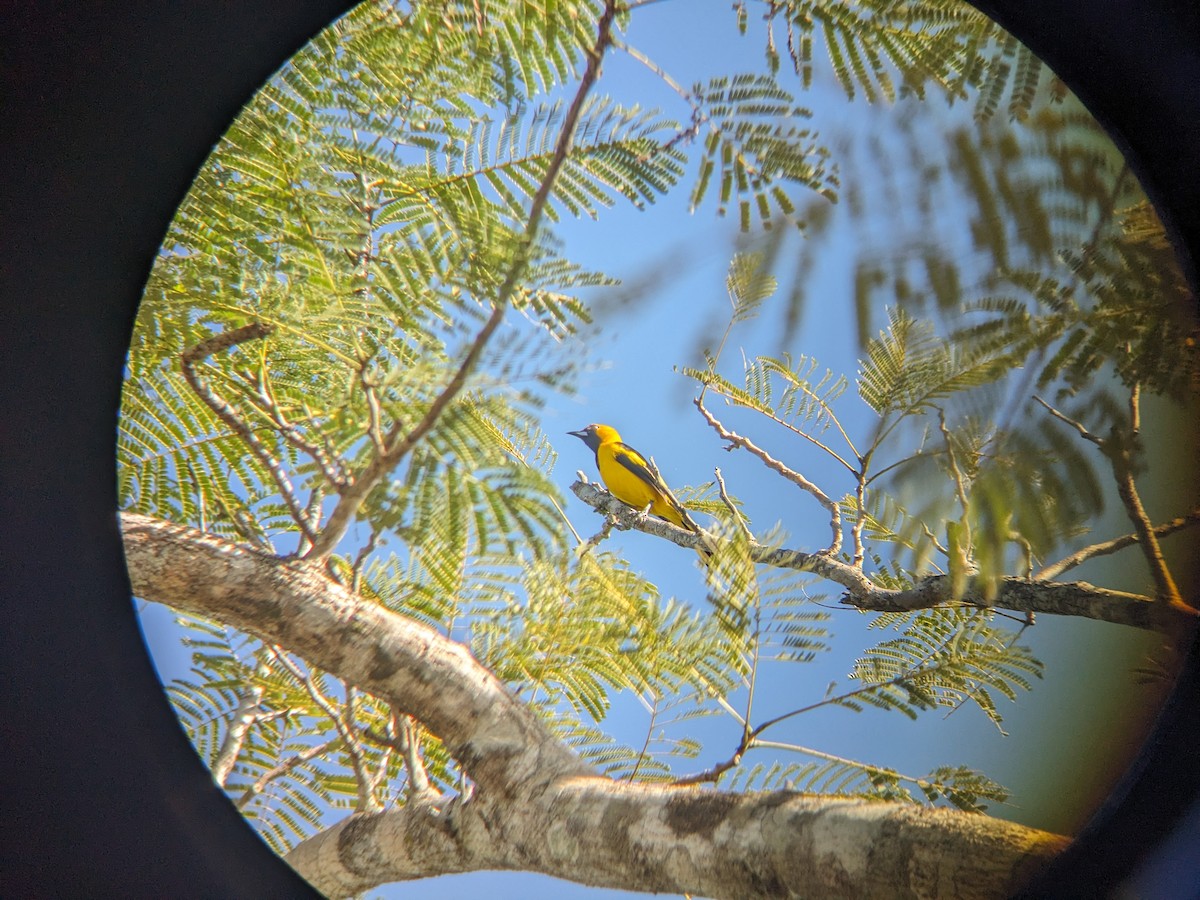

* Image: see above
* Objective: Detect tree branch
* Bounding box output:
[694,396,843,555]
[235,736,342,811]
[122,512,587,798]
[1036,507,1200,580]
[122,511,1067,898]
[841,573,1197,635]
[1034,394,1186,607]
[303,0,619,560]
[270,649,381,812]
[284,775,1066,900]
[303,302,507,560]
[361,711,426,806]
[180,322,318,545]
[250,364,350,490]
[569,481,1197,634]
[714,467,753,541]
[212,671,267,788]
[394,711,436,802]
[573,479,884,596]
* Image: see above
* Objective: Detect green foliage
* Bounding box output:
[473,552,743,718]
[959,221,1199,403]
[726,250,779,323]
[841,493,934,578]
[858,307,1008,419]
[122,0,636,556]
[845,102,1195,411]
[856,409,1104,591]
[763,0,1057,121]
[688,73,838,228]
[828,100,1193,592]
[683,349,851,464]
[849,309,1104,587]
[419,96,688,225]
[166,618,456,852]
[124,0,1194,868]
[726,755,1007,813]
[843,609,1042,732]
[554,703,710,782]
[701,526,832,672]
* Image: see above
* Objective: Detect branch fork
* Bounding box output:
[121,511,1069,898]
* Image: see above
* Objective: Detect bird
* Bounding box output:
[568,423,702,533]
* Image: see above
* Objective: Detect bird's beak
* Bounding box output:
[567,429,586,439]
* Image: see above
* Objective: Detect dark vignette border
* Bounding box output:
[0,2,1195,897]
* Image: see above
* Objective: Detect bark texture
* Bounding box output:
[570,480,1199,636]
[122,512,1069,899]
[285,780,1067,899]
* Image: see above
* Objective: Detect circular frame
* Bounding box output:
[1,2,1196,896]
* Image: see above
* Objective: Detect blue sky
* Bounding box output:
[136,3,1181,897]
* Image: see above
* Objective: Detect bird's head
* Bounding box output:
[568,423,620,451]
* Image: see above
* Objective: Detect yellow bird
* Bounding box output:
[568,423,701,533]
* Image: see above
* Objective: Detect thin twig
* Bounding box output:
[1036,507,1200,580]
[750,739,986,802]
[251,363,350,490]
[570,478,1197,631]
[864,448,945,486]
[347,683,392,808]
[921,523,949,559]
[936,409,973,587]
[181,322,317,546]
[851,464,869,568]
[695,396,842,556]
[1031,395,1102,446]
[1011,531,1034,580]
[581,517,617,554]
[361,706,432,804]
[303,2,621,560]
[235,737,342,811]
[395,711,435,801]
[297,487,324,557]
[628,693,661,783]
[714,467,753,541]
[342,683,385,812]
[350,528,381,594]
[1034,393,1184,606]
[937,409,971,523]
[674,616,970,786]
[360,367,388,456]
[270,649,381,812]
[613,37,692,105]
[700,372,859,473]
[186,461,208,532]
[572,479,874,594]
[212,676,267,788]
[672,732,751,787]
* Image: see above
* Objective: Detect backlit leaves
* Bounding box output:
[845,609,1042,732]
[726,755,1008,813]
[121,0,1192,862]
[769,0,1054,121]
[858,307,1007,418]
[688,73,838,228]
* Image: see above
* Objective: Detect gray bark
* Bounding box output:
[122,512,1068,899]
[570,480,1199,635]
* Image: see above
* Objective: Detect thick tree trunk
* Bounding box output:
[285,780,1067,900]
[121,512,1069,899]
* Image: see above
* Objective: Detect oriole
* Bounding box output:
[568,423,702,533]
